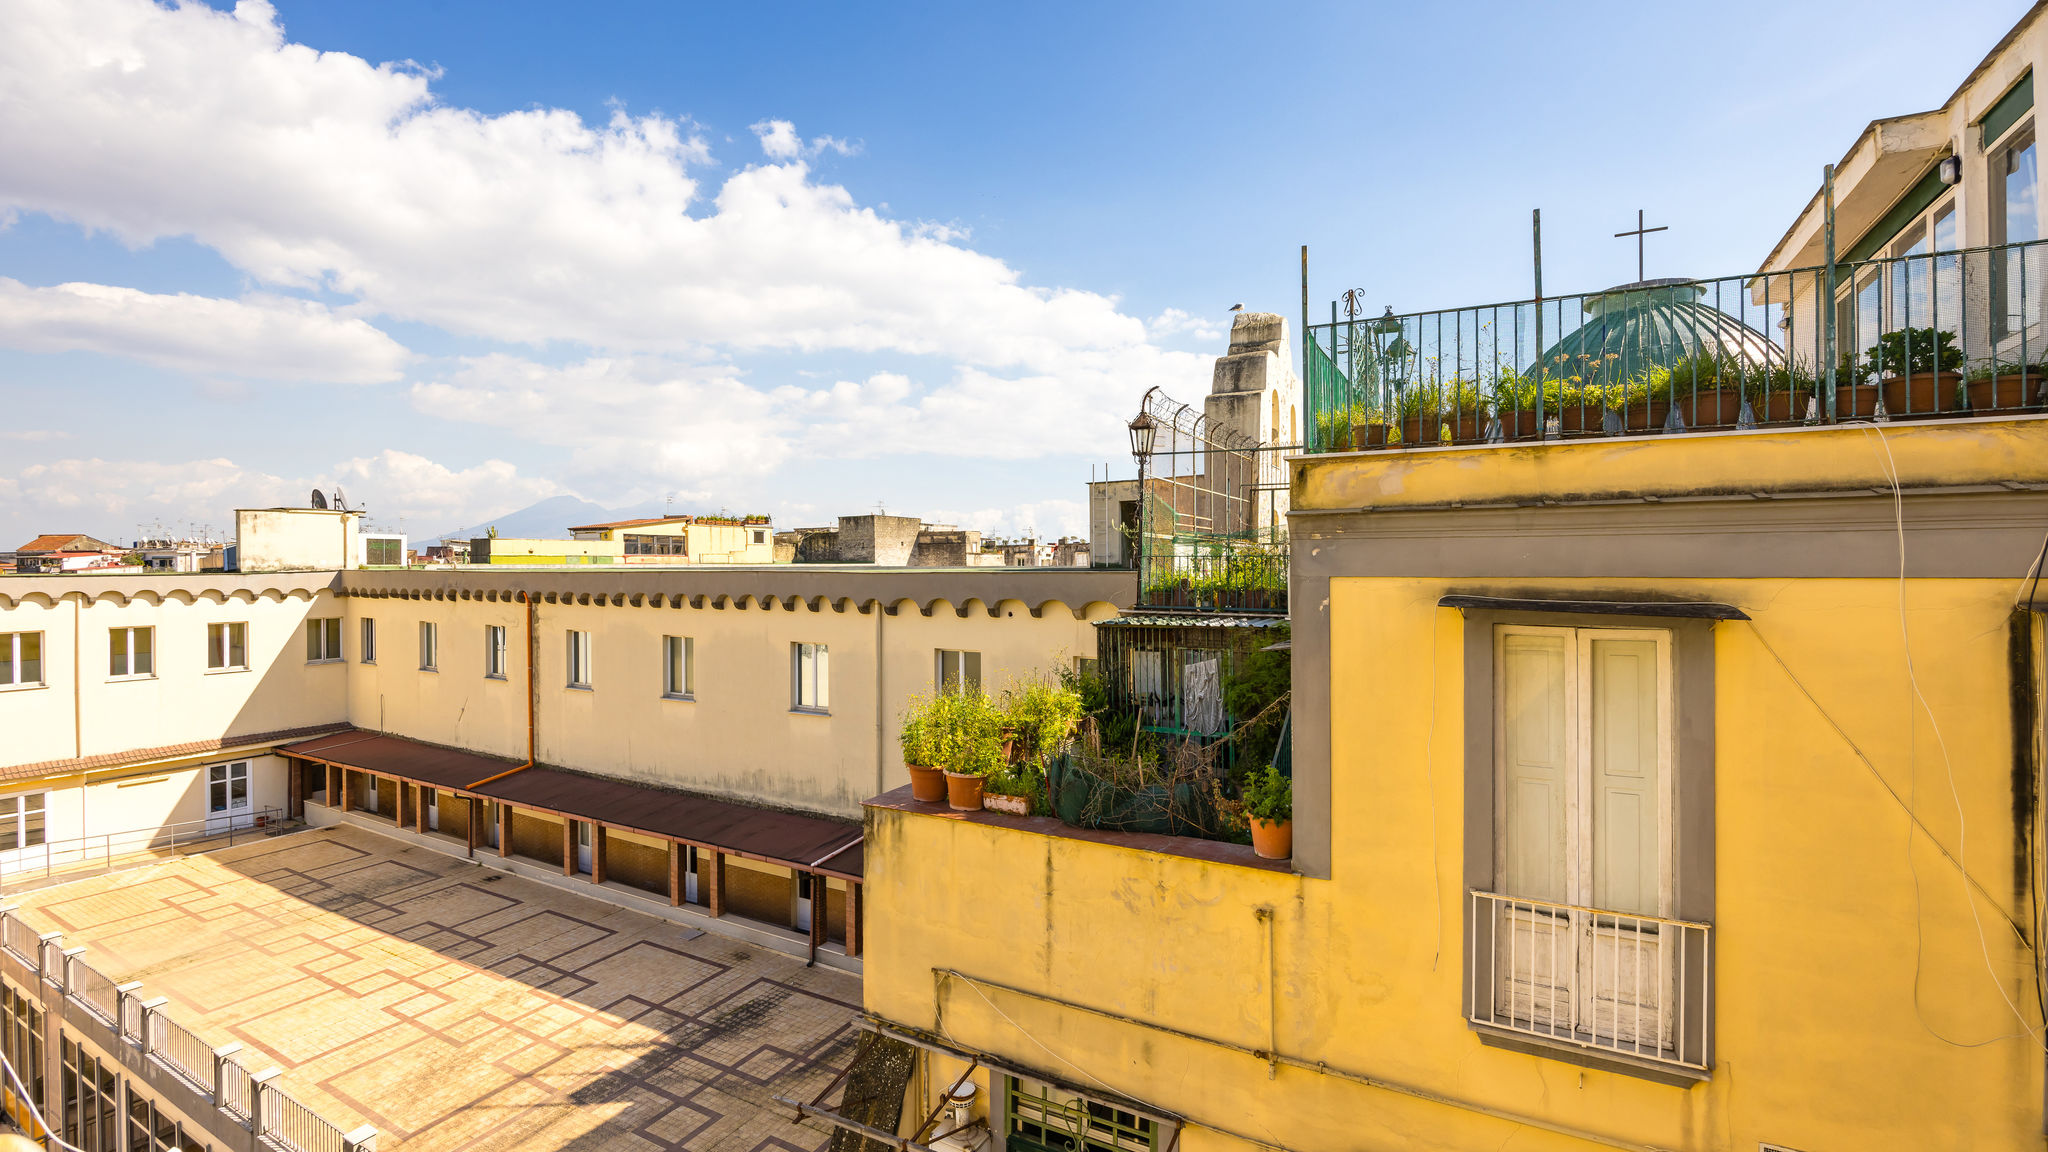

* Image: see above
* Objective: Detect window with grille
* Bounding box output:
[1003,1076,1158,1152]
[365,537,402,566]
[305,617,343,662]
[109,627,153,678]
[1,632,44,687]
[206,622,247,671]
[792,642,829,711]
[663,635,694,698]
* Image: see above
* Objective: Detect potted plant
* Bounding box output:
[1489,368,1561,440]
[980,764,1039,816]
[1963,358,2045,413]
[1848,327,1963,418]
[943,691,1004,811]
[899,693,948,803]
[1242,766,1292,860]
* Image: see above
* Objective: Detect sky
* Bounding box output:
[0,0,2031,548]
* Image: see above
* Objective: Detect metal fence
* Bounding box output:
[1307,238,2048,452]
[67,957,119,1027]
[1466,890,1711,1072]
[218,1053,254,1120]
[0,806,285,891]
[1128,388,1292,614]
[261,1080,348,1152]
[149,1008,215,1088]
[1,914,39,964]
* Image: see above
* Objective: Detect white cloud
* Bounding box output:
[0,278,408,383]
[331,449,559,529]
[929,499,1088,539]
[1147,307,1225,345]
[750,118,858,161]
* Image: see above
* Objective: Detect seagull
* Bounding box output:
[1228,303,1244,312]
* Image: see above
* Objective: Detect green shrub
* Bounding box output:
[1242,766,1292,823]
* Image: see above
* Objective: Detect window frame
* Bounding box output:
[934,649,982,696]
[108,626,154,680]
[1457,607,1716,1082]
[305,617,343,663]
[567,630,593,689]
[205,622,248,673]
[485,624,508,680]
[418,621,438,672]
[662,635,694,700]
[791,642,829,712]
[361,617,377,664]
[0,792,48,853]
[0,632,42,690]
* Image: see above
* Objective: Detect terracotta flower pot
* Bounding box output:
[1556,404,1604,435]
[1399,413,1482,447]
[1965,373,2042,413]
[1347,424,1388,450]
[982,793,1029,816]
[1496,409,1543,440]
[1671,389,1747,429]
[907,764,947,804]
[1249,817,1293,861]
[944,770,985,812]
[1609,400,1672,432]
[1840,372,1963,419]
[1758,390,1816,425]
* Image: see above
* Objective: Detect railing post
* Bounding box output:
[36,932,62,979]
[139,996,169,1054]
[249,1066,282,1138]
[211,1042,242,1109]
[1822,162,1839,422]
[342,1125,380,1152]
[115,981,143,1041]
[59,946,85,995]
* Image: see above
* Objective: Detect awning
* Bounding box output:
[280,730,864,879]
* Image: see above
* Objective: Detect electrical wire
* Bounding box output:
[2018,524,2048,612]
[1870,426,2043,1050]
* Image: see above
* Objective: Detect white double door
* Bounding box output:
[206,761,250,834]
[1496,626,1673,1050]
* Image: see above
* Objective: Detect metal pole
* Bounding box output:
[1823,164,1839,421]
[1300,244,1310,449]
[1534,208,1546,440]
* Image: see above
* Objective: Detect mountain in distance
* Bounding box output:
[427,495,614,543]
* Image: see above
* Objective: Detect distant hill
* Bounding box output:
[428,495,614,543]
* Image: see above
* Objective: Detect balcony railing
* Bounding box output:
[0,806,284,892]
[1139,541,1287,614]
[1466,890,1711,1073]
[1308,239,2048,452]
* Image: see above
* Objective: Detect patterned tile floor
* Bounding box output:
[11,825,859,1152]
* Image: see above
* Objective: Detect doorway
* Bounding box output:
[206,762,250,834]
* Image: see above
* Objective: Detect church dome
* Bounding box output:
[1533,278,1782,389]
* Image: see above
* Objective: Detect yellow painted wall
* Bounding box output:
[867,571,2045,1150]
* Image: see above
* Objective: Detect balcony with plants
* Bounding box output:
[1305,239,2048,452]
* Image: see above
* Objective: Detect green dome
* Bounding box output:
[1532,279,1782,388]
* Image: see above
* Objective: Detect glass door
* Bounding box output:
[206,763,249,833]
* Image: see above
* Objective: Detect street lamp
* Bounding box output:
[1126,411,1157,462]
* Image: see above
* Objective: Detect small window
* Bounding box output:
[935,649,981,695]
[664,635,694,698]
[792,642,829,711]
[752,530,767,545]
[0,793,47,851]
[0,633,44,688]
[109,627,154,678]
[485,625,508,679]
[567,630,592,688]
[419,621,438,671]
[361,617,377,664]
[1005,1076,1158,1152]
[207,622,247,671]
[365,537,403,566]
[305,617,343,662]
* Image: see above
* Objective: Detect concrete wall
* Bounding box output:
[835,516,923,565]
[234,509,360,573]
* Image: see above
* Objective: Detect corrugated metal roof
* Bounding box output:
[280,730,864,878]
[1096,612,1287,629]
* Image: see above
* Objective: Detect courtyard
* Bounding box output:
[8,824,860,1152]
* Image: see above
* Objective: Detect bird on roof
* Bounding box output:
[1229,303,1244,312]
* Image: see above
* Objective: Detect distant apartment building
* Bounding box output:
[469,513,773,566]
[12,534,127,574]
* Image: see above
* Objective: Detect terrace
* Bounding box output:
[1304,238,2048,451]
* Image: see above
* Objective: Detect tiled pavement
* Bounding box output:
[10,825,859,1152]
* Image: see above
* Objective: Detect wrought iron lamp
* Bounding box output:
[1127,411,1157,462]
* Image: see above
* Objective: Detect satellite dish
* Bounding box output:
[310,489,328,509]
[332,487,349,512]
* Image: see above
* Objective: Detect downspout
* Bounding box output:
[71,592,82,760]
[467,591,536,789]
[875,600,886,797]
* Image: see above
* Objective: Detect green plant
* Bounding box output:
[898,692,941,766]
[1242,766,1292,823]
[1222,624,1289,771]
[1863,327,1961,378]
[982,763,1044,812]
[1002,676,1085,764]
[939,689,1006,776]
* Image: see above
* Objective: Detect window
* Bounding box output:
[792,642,829,711]
[752,530,767,545]
[419,621,438,671]
[125,1089,197,1152]
[108,627,153,678]
[935,649,981,695]
[0,794,48,853]
[207,763,249,825]
[485,625,508,679]
[0,982,44,1128]
[624,533,684,556]
[361,617,377,664]
[206,622,247,671]
[61,1037,119,1152]
[365,537,403,566]
[567,630,592,688]
[663,635,694,698]
[0,632,43,688]
[1463,616,1712,1076]
[305,617,342,662]
[1994,126,2042,340]
[1003,1076,1159,1152]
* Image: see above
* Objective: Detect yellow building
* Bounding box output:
[467,513,777,565]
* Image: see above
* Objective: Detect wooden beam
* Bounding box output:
[415,786,428,834]
[846,881,862,958]
[340,769,353,814]
[668,840,682,908]
[498,803,511,858]
[327,764,339,808]
[809,874,826,951]
[466,797,479,857]
[287,759,304,820]
[592,825,607,884]
[562,818,575,876]
[708,850,726,918]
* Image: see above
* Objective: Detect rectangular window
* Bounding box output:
[0,982,44,1129]
[0,794,49,852]
[0,632,43,688]
[419,621,438,671]
[206,623,247,671]
[935,649,982,695]
[62,1037,119,1152]
[108,627,153,678]
[1004,1076,1158,1152]
[663,635,694,698]
[125,1087,195,1152]
[485,625,508,679]
[752,530,767,545]
[792,642,829,711]
[365,537,402,566]
[567,630,592,688]
[361,617,377,663]
[305,617,342,662]
[1995,128,2042,341]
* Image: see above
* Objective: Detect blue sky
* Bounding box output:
[0,0,2029,547]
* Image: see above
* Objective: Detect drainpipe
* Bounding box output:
[466,591,536,789]
[71,592,82,760]
[874,601,886,797]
